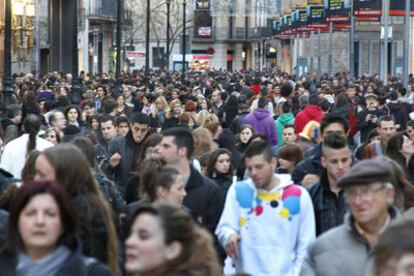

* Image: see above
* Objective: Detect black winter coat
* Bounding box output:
[102,131,145,196]
[184,165,224,233]
[307,171,348,236]
[356,108,388,143]
[292,143,324,185]
[0,243,112,276]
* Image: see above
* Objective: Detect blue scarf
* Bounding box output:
[17,245,71,276]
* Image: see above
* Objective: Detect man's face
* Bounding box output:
[84,105,95,117]
[322,123,347,140]
[97,87,105,98]
[158,136,180,165]
[101,120,117,140]
[245,154,276,190]
[378,121,396,142]
[366,97,378,109]
[345,182,394,227]
[131,123,149,143]
[117,122,129,137]
[346,88,356,98]
[212,92,221,104]
[282,127,297,144]
[321,147,352,183]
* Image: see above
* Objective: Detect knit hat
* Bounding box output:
[338,158,393,188]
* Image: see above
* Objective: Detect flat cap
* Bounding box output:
[364,93,378,100]
[338,158,393,188]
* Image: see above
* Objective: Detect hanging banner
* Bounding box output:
[308,5,328,27]
[324,0,350,21]
[389,0,414,16]
[354,0,382,16]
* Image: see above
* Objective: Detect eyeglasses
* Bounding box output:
[345,184,387,200]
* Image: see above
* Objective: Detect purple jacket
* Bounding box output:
[243,108,278,146]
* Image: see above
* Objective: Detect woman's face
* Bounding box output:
[18,193,63,259]
[278,158,295,171]
[142,97,149,106]
[156,101,164,110]
[34,154,56,181]
[214,153,231,174]
[201,100,208,110]
[91,118,99,130]
[400,136,414,157]
[52,112,66,130]
[125,214,175,274]
[157,174,186,206]
[59,87,67,97]
[173,103,182,115]
[44,130,58,145]
[240,128,253,144]
[117,96,125,106]
[67,108,78,123]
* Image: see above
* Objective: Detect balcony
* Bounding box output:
[87,0,133,28]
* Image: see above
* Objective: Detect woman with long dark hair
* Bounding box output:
[0,114,53,179]
[205,148,234,198]
[0,180,112,275]
[125,204,221,276]
[34,144,119,274]
[386,132,414,183]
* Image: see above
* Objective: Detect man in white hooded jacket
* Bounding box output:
[216,139,315,276]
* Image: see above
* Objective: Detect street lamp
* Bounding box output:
[182,0,187,80]
[145,0,150,83]
[116,0,123,78]
[70,0,81,105]
[2,0,15,105]
[166,0,171,70]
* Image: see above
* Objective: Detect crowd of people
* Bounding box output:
[0,68,414,275]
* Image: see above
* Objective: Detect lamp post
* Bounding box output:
[116,0,122,78]
[182,0,187,80]
[166,0,171,71]
[2,0,14,105]
[145,0,150,83]
[70,0,81,105]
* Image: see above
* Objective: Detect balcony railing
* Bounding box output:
[87,0,133,28]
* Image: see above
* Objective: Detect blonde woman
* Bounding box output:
[150,96,169,127]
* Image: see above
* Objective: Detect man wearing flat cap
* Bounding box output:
[300,158,399,276]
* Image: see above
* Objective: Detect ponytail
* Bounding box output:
[23,115,41,157]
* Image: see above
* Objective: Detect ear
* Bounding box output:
[385,186,395,205]
[271,156,277,171]
[165,241,182,261]
[156,187,167,199]
[321,156,327,168]
[178,147,187,158]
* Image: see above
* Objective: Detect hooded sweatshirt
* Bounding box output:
[275,113,295,145]
[216,174,315,276]
[243,108,278,145]
[294,105,324,133]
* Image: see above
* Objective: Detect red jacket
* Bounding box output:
[294,105,325,133]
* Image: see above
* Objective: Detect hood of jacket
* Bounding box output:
[303,105,323,119]
[245,173,293,193]
[387,101,404,112]
[252,108,270,121]
[277,113,295,126]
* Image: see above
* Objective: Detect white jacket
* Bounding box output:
[216,174,315,276]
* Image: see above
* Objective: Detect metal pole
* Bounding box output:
[70,0,81,105]
[290,35,293,75]
[182,0,187,79]
[302,32,306,74]
[310,30,314,76]
[2,0,14,105]
[317,28,321,78]
[382,0,389,85]
[116,0,122,77]
[166,0,171,71]
[145,0,150,82]
[403,0,411,87]
[328,21,333,78]
[34,0,40,78]
[368,40,372,75]
[296,32,300,77]
[350,0,355,80]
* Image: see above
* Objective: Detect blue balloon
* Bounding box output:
[283,196,301,215]
[236,182,254,209]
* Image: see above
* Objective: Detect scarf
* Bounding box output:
[17,245,71,276]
